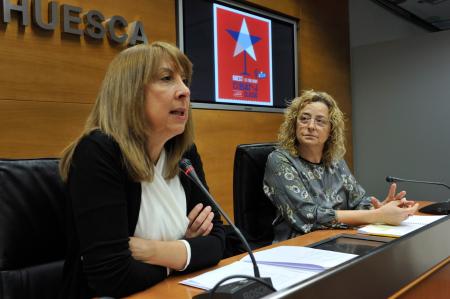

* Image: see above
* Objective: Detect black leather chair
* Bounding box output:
[0,158,66,299]
[233,143,277,250]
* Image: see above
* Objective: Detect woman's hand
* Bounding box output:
[129,237,188,270]
[129,236,155,262]
[375,199,419,225]
[185,203,214,238]
[371,183,415,209]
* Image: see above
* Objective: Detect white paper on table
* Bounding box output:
[357,215,446,237]
[403,215,446,225]
[240,246,358,270]
[179,261,320,291]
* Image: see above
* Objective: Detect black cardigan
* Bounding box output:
[59,130,225,298]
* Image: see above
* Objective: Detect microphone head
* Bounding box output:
[179,158,192,172]
[179,158,197,178]
[386,176,395,183]
[178,158,194,174]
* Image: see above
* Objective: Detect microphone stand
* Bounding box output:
[386,176,450,215]
[180,159,275,299]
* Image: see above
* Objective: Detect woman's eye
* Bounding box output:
[161,75,172,81]
[182,78,189,85]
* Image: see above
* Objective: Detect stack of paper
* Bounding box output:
[180,246,358,291]
[180,261,319,291]
[240,246,358,271]
[357,215,446,238]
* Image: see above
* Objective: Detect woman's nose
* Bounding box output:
[176,78,190,99]
[307,119,316,129]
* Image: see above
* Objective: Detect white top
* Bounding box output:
[134,149,191,271]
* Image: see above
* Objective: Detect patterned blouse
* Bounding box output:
[263,148,373,242]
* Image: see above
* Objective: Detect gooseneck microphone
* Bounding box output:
[386,176,450,189]
[179,159,274,299]
[386,176,450,215]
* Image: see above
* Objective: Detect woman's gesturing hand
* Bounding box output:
[376,199,419,225]
[371,183,415,209]
[185,203,214,238]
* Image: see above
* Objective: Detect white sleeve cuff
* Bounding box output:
[178,240,191,271]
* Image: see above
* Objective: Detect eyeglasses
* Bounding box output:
[298,115,329,128]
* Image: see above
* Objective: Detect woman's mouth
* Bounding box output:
[170,108,186,116]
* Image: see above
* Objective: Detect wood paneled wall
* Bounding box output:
[0,0,351,220]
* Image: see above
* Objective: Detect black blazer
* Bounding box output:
[59,130,225,298]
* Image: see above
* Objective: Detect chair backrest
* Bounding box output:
[0,158,66,299]
[233,143,277,249]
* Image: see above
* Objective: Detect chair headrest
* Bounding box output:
[233,143,277,248]
[0,159,66,270]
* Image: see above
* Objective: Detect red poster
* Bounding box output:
[214,4,272,105]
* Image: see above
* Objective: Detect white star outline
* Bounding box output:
[233,18,257,61]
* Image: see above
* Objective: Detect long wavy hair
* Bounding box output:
[60,41,194,181]
[278,90,346,166]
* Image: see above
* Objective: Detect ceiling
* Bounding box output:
[374,0,450,30]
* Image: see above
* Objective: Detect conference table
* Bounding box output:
[127,202,449,298]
